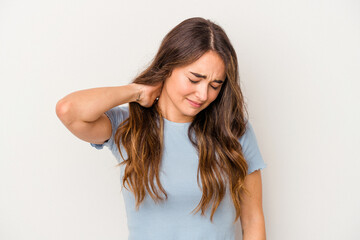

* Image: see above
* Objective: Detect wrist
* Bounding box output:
[129,83,143,103]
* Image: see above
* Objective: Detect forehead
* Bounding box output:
[180,51,226,79]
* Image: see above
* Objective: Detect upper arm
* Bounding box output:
[56,100,112,145]
[238,122,266,227]
[239,169,264,227]
[67,113,112,144]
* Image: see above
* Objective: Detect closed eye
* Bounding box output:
[188,78,220,90]
[188,78,198,84]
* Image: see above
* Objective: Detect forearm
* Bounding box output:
[56,84,140,124]
[242,217,266,240]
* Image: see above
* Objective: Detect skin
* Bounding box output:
[240,170,266,240]
[157,50,226,123]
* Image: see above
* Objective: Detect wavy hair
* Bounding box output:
[114,17,250,223]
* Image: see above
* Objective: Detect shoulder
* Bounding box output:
[238,121,267,174]
[106,104,129,119]
[238,121,257,148]
[104,105,130,127]
[90,104,129,151]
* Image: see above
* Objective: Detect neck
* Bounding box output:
[157,95,193,123]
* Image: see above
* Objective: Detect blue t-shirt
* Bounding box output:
[90,105,266,240]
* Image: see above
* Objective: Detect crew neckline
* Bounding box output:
[163,117,192,127]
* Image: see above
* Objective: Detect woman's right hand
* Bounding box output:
[131,82,163,108]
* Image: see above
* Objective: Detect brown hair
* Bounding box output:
[115,17,250,223]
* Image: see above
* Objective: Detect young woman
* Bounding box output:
[56,17,267,240]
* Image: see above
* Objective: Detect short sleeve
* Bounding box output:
[90,105,129,151]
[239,121,267,175]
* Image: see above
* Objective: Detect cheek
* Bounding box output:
[173,77,192,96]
[209,91,221,102]
[165,77,187,101]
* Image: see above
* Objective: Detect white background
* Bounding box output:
[1,0,359,239]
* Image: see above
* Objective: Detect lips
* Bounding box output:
[187,99,203,107]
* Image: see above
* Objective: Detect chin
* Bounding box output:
[179,108,196,117]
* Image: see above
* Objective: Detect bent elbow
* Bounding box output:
[55,98,74,126]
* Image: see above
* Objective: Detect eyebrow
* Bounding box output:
[190,71,224,84]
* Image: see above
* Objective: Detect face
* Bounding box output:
[158,50,226,123]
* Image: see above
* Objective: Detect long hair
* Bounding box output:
[114,17,250,223]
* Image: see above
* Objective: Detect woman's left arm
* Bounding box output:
[239,170,266,240]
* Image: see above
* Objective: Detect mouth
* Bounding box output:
[187,99,202,108]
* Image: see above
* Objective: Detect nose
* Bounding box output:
[195,83,208,103]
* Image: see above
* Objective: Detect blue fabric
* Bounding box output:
[90,105,266,240]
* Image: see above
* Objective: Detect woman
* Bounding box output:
[56,17,267,240]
